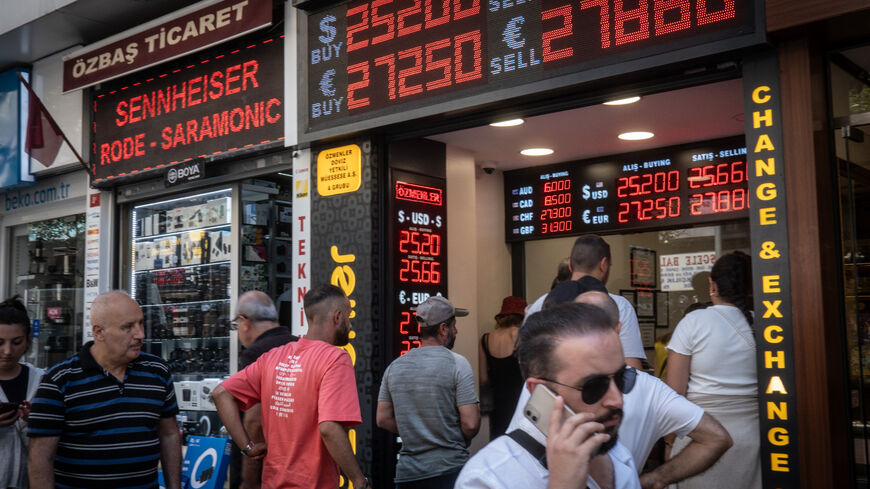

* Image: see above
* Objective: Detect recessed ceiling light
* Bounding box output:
[490,118,525,127]
[520,148,554,156]
[618,131,654,141]
[603,96,641,105]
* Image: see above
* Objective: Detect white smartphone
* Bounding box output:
[524,383,576,436]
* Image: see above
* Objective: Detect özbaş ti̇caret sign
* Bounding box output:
[63,0,272,93]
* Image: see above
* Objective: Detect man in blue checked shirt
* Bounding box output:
[27,290,181,489]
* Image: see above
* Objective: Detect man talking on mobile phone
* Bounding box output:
[456,302,639,489]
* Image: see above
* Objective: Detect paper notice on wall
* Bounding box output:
[83,191,101,343]
[659,251,717,291]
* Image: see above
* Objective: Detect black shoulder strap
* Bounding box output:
[481,333,491,357]
[506,430,548,469]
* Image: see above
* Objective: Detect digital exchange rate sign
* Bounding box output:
[305,0,760,136]
[503,136,748,241]
[91,33,284,184]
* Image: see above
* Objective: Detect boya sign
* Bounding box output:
[165,161,204,187]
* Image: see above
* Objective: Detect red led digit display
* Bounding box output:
[393,172,447,358]
[504,137,749,240]
[307,1,755,133]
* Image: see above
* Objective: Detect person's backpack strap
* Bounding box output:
[506,430,548,469]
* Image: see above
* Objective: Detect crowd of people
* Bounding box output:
[0,233,761,489]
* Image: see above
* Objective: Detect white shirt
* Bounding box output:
[667,305,758,397]
[508,370,704,471]
[524,291,646,360]
[455,415,640,489]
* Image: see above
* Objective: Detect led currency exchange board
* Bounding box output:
[305,0,757,134]
[504,137,748,241]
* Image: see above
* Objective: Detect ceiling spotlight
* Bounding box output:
[603,96,641,105]
[490,118,525,127]
[618,131,654,141]
[520,148,554,156]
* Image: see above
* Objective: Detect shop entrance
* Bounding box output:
[379,76,760,479]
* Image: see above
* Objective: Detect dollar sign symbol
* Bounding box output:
[319,15,337,44]
[435,216,442,227]
[398,210,405,223]
[582,185,591,200]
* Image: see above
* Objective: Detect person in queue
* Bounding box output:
[574,292,732,488]
[525,235,646,369]
[377,296,480,488]
[479,295,526,440]
[212,284,369,489]
[229,290,298,489]
[0,296,44,489]
[28,290,182,489]
[524,258,571,316]
[456,302,638,488]
[666,251,761,488]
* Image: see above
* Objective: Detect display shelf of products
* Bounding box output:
[131,189,234,404]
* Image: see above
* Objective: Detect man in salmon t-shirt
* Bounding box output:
[212,284,370,489]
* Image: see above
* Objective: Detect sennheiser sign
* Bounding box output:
[165,161,204,187]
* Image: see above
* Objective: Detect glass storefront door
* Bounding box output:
[831,45,870,487]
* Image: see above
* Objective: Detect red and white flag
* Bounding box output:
[17,73,88,172]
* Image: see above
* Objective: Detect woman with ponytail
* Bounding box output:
[665,251,761,489]
[0,296,43,489]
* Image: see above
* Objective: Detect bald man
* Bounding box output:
[28,290,182,489]
[230,291,297,489]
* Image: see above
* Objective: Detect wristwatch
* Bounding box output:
[240,441,255,456]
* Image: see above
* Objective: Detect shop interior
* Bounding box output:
[415,77,751,445]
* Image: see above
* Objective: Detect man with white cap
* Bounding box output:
[377,295,481,489]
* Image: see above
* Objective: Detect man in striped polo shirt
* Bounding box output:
[27,290,182,489]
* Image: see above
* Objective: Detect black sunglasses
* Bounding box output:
[541,365,636,405]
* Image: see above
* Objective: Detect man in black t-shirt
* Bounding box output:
[229,291,297,489]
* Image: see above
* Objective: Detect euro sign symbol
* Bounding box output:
[319,69,336,97]
[582,210,591,224]
[503,16,526,49]
[319,15,337,44]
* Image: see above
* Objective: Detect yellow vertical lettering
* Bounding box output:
[752,86,771,104]
[757,183,777,201]
[763,300,783,318]
[755,157,776,177]
[771,453,790,472]
[755,134,775,152]
[763,275,781,293]
[766,376,788,394]
[767,401,788,420]
[759,207,777,225]
[753,109,773,128]
[765,350,785,369]
[768,427,789,446]
[763,325,784,344]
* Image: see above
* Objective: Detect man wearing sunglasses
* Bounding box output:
[574,292,732,489]
[456,302,639,489]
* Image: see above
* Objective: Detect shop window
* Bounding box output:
[831,44,870,486]
[9,214,85,369]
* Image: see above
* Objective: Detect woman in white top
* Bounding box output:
[666,251,761,489]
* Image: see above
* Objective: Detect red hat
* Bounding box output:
[495,296,527,319]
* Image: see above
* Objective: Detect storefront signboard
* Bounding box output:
[165,160,205,187]
[312,141,378,483]
[292,149,311,335]
[0,171,89,215]
[303,0,763,139]
[91,31,284,185]
[83,191,102,343]
[62,0,272,93]
[743,49,799,488]
[659,251,717,291]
